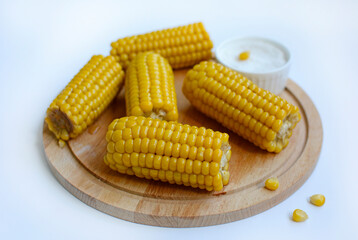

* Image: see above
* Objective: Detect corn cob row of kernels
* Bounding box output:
[125,52,178,121]
[106,165,225,191]
[182,61,301,153]
[46,55,125,141]
[106,152,226,176]
[104,116,231,191]
[110,22,213,69]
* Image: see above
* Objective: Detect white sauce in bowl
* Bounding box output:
[216,38,288,73]
[215,37,292,94]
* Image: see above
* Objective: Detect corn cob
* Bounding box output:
[110,22,213,69]
[104,116,231,191]
[125,52,178,121]
[182,61,301,153]
[46,55,125,142]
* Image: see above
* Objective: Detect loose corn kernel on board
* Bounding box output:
[43,69,322,227]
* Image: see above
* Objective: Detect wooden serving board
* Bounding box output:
[43,69,322,227]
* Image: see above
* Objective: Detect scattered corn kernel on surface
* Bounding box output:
[292,209,308,222]
[265,177,279,191]
[310,194,325,206]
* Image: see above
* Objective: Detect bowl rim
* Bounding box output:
[215,36,292,75]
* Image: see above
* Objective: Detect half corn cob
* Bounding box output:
[110,22,213,69]
[125,52,178,121]
[104,116,231,191]
[182,61,301,153]
[46,55,125,142]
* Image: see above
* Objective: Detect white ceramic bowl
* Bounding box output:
[215,36,292,94]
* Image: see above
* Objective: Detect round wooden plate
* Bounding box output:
[43,69,322,227]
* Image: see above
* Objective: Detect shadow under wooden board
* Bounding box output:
[43,68,323,227]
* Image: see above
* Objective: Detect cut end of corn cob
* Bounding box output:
[45,55,125,141]
[125,52,178,121]
[110,22,213,69]
[182,61,301,153]
[104,116,231,191]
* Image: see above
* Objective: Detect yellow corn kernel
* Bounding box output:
[46,55,125,142]
[110,22,213,69]
[213,173,223,191]
[180,144,190,158]
[239,51,250,61]
[185,160,193,174]
[177,158,186,173]
[130,153,139,167]
[222,171,230,185]
[310,194,325,206]
[209,162,220,176]
[125,52,178,121]
[58,139,66,148]
[292,209,308,222]
[265,177,279,191]
[104,116,231,191]
[145,154,154,168]
[169,157,177,171]
[172,143,181,158]
[140,138,150,153]
[138,153,146,167]
[188,146,197,160]
[193,160,202,174]
[161,156,170,170]
[183,61,301,152]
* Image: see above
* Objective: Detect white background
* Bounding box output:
[1,0,357,239]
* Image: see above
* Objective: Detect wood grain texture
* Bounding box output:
[43,69,323,227]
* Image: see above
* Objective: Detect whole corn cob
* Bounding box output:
[104,116,231,191]
[46,55,125,142]
[110,22,213,69]
[182,61,301,153]
[125,52,178,121]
